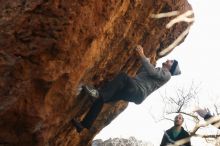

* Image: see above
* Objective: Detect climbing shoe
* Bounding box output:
[82,85,99,98]
[71,119,84,133]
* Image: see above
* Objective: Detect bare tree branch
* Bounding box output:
[154,82,220,145]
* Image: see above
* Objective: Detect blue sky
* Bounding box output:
[95,0,220,145]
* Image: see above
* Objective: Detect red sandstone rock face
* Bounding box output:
[0,0,192,146]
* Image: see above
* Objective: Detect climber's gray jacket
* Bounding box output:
[133,56,171,104]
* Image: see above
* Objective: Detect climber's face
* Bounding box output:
[162,59,174,70]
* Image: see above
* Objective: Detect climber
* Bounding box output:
[160,114,191,146]
[72,45,181,132]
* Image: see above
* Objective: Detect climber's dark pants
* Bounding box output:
[81,72,142,128]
